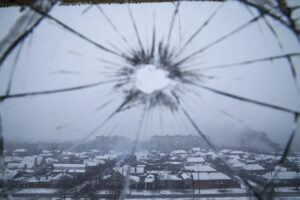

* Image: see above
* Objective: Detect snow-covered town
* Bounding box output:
[1,136,300,199]
[1,0,300,199]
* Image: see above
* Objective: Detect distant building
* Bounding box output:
[52,163,86,175]
[241,164,265,174]
[183,164,216,172]
[187,157,205,165]
[151,135,207,152]
[263,171,300,187]
[95,136,130,152]
[20,156,44,169]
[181,172,240,189]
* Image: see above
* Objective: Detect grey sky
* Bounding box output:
[0,1,300,150]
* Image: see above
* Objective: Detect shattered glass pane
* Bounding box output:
[0,0,300,199]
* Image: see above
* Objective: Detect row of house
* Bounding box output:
[2,146,300,191]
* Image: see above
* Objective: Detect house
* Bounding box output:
[229,151,245,156]
[102,172,125,190]
[95,152,122,161]
[53,163,86,171]
[45,158,59,164]
[4,156,23,164]
[241,164,265,174]
[129,175,141,189]
[84,159,105,167]
[229,155,241,160]
[145,162,182,174]
[19,156,44,169]
[2,169,18,180]
[181,172,240,189]
[6,163,22,169]
[192,147,201,152]
[187,157,205,165]
[115,164,146,176]
[130,165,146,175]
[183,164,216,172]
[51,173,74,185]
[135,151,149,162]
[263,171,300,187]
[170,150,188,160]
[205,151,217,160]
[163,162,183,173]
[52,163,86,176]
[23,176,52,188]
[144,174,155,189]
[220,149,232,155]
[13,149,28,156]
[158,171,183,189]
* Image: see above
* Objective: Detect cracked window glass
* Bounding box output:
[0,0,300,199]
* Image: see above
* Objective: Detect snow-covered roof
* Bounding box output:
[256,154,276,161]
[95,153,120,160]
[187,157,205,163]
[242,164,264,171]
[232,162,245,168]
[130,165,145,174]
[147,170,171,174]
[287,156,300,163]
[52,169,86,173]
[25,169,34,173]
[103,175,111,180]
[170,156,177,160]
[26,177,39,183]
[229,155,240,160]
[192,147,201,152]
[20,156,43,169]
[171,150,188,154]
[84,159,105,166]
[130,175,140,183]
[68,169,86,173]
[183,164,216,172]
[4,156,23,163]
[61,151,74,156]
[182,172,231,180]
[45,158,58,163]
[263,171,300,180]
[230,151,244,155]
[27,176,52,183]
[52,173,73,180]
[227,158,241,165]
[135,151,149,161]
[145,174,155,183]
[164,161,182,165]
[14,149,27,153]
[42,150,51,154]
[220,149,232,154]
[159,172,181,181]
[6,163,22,169]
[53,164,85,169]
[2,169,18,180]
[274,166,288,172]
[39,153,53,157]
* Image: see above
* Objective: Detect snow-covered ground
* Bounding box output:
[15,188,58,194]
[13,187,300,195]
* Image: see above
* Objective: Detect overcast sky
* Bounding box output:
[1,1,300,151]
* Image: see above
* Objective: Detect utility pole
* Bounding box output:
[197,171,200,195]
[191,173,194,199]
